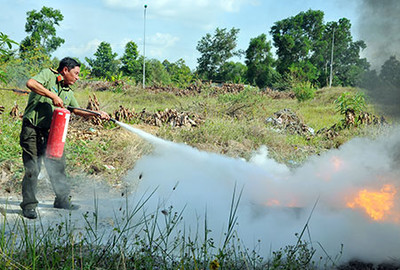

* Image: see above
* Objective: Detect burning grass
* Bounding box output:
[347,183,399,222]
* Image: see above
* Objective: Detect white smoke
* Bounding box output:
[119,122,400,264]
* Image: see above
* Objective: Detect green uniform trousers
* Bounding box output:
[19,119,71,210]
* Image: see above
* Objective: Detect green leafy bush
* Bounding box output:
[334,91,366,116]
[292,81,316,102]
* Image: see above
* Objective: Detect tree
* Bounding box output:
[196,27,241,80]
[120,41,141,79]
[270,10,369,88]
[19,6,65,56]
[86,42,119,79]
[0,32,18,57]
[0,32,18,83]
[321,19,369,87]
[1,31,50,85]
[145,58,171,85]
[245,34,275,88]
[380,56,400,87]
[270,9,325,79]
[163,58,193,88]
[219,61,247,83]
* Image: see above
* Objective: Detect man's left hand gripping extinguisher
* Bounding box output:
[46,107,71,159]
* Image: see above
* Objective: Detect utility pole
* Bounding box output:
[329,28,335,88]
[143,4,147,89]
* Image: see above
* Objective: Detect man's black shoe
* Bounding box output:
[53,200,80,210]
[22,208,37,219]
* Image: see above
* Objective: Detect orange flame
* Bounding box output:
[347,184,397,221]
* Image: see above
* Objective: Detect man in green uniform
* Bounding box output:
[20,57,110,219]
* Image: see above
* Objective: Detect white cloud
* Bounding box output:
[219,0,251,12]
[150,33,179,48]
[147,32,179,58]
[61,39,102,58]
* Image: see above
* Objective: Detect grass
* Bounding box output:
[0,81,392,190]
[0,187,337,269]
[0,117,22,164]
[76,84,183,113]
[0,80,393,269]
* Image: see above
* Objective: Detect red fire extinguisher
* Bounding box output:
[46,107,71,159]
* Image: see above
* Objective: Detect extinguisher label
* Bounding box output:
[62,113,71,142]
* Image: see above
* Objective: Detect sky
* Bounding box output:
[1,0,398,70]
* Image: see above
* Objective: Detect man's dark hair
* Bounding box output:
[57,57,81,72]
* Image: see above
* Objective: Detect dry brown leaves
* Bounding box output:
[262,88,296,99]
[76,92,203,129]
[9,104,22,119]
[78,80,129,92]
[67,117,101,140]
[113,106,203,128]
[86,93,103,125]
[316,111,388,140]
[147,84,199,96]
[147,82,247,96]
[147,82,297,101]
[266,108,314,137]
[0,161,16,194]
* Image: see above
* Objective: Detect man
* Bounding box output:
[20,57,110,219]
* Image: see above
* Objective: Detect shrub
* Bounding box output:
[292,81,316,102]
[334,91,366,116]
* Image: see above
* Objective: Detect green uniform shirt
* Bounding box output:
[22,68,79,130]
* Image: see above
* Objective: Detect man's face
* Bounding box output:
[62,66,80,85]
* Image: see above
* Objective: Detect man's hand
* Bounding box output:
[98,110,110,120]
[52,95,64,108]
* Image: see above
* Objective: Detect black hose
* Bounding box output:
[67,106,116,122]
[0,87,30,94]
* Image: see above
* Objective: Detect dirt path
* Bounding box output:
[0,187,130,240]
[0,170,127,224]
